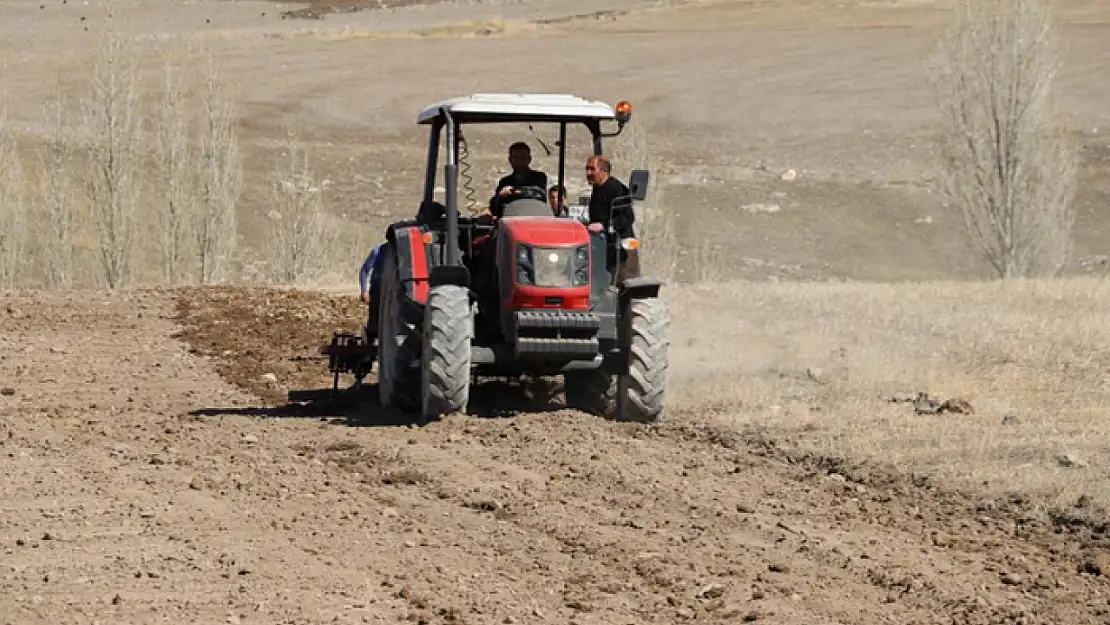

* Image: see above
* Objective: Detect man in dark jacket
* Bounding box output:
[585,156,635,238]
[490,141,548,218]
[584,155,639,281]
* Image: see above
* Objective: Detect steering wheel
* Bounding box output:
[493,184,547,208]
[506,185,547,203]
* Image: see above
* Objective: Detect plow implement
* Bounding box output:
[320,330,376,391]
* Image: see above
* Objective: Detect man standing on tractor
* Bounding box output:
[585,155,640,281]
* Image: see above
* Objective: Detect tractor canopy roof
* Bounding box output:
[417,93,625,125]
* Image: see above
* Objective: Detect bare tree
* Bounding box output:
[196,51,242,284]
[266,124,335,285]
[82,30,143,289]
[35,86,76,289]
[926,0,1078,279]
[0,98,27,289]
[154,51,196,286]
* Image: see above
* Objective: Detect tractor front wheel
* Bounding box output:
[566,296,671,423]
[420,284,472,420]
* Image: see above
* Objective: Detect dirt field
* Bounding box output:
[4,285,1110,625]
[5,0,1110,623]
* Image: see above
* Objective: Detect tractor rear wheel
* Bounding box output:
[565,296,670,423]
[420,284,472,420]
[376,248,422,412]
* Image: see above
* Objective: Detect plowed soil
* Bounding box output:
[174,286,366,407]
[3,286,1110,625]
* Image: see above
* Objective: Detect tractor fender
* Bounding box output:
[619,277,663,308]
[615,277,664,351]
[383,224,432,304]
[429,264,471,289]
[384,219,422,244]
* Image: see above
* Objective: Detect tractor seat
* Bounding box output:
[416,199,447,223]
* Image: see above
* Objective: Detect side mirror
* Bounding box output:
[628,169,650,202]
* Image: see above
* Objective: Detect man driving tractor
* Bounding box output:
[489,141,548,219]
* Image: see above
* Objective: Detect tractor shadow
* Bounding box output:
[187,376,566,427]
[465,376,566,419]
[186,385,410,428]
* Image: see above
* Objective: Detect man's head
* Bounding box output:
[508,141,532,175]
[585,155,611,187]
[548,184,567,211]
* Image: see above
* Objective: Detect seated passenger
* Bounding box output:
[549,184,568,217]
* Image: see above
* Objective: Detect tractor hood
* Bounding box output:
[500,217,589,247]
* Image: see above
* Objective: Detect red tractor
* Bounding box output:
[322,94,670,424]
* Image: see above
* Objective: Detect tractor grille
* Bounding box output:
[515,309,600,331]
[511,311,602,360]
[515,337,599,359]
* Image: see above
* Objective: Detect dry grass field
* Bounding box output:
[4,0,1110,623]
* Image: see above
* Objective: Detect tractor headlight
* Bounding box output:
[572,244,589,286]
[516,243,533,285]
[532,247,575,288]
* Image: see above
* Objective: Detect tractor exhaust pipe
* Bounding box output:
[444,109,460,267]
[445,163,459,266]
